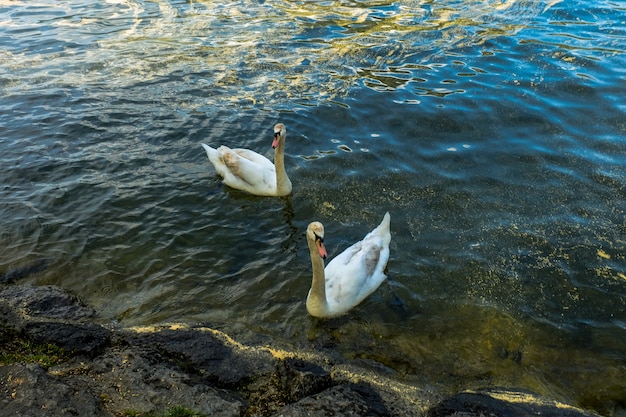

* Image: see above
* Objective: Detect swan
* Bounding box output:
[201,123,292,196]
[306,212,391,318]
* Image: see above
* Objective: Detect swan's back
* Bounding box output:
[201,144,277,195]
[323,212,391,316]
[366,211,391,247]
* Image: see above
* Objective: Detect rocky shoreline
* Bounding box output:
[1,282,601,417]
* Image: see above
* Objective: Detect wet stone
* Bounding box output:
[0,284,95,326]
[119,327,277,386]
[23,321,110,358]
[426,389,600,417]
[275,357,333,403]
[0,363,109,417]
[270,384,390,417]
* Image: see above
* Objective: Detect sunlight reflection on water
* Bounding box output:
[2,0,567,109]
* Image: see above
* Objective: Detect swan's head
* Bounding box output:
[272,123,286,149]
[307,221,327,259]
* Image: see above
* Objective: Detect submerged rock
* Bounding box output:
[0,259,51,285]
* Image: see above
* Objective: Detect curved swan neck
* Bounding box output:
[306,237,328,316]
[273,136,292,195]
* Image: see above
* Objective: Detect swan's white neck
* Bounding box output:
[273,137,292,196]
[306,237,329,317]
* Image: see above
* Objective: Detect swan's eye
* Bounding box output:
[315,234,324,243]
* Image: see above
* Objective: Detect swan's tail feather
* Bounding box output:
[371,212,391,245]
[202,143,225,174]
[381,211,391,229]
[201,143,217,161]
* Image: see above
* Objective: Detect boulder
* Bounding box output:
[54,347,244,417]
[270,384,389,417]
[118,326,276,386]
[23,321,110,357]
[0,284,95,328]
[426,388,599,417]
[0,363,108,417]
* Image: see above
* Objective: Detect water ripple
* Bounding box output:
[1,0,580,111]
[1,0,626,413]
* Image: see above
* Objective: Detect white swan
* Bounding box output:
[201,123,292,196]
[306,212,391,318]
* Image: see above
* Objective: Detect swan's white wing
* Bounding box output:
[216,146,277,195]
[233,148,275,171]
[202,143,222,173]
[321,213,391,316]
[202,144,277,195]
[324,235,389,315]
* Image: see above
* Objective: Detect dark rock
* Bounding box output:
[119,327,276,386]
[243,357,334,416]
[23,321,110,357]
[57,347,244,417]
[0,363,109,417]
[0,284,95,328]
[270,384,390,417]
[275,357,333,403]
[426,389,599,417]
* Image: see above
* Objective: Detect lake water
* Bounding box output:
[1,0,625,414]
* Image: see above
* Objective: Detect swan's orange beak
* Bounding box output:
[316,238,327,259]
[272,132,280,149]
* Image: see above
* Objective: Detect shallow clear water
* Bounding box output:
[1,0,625,414]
